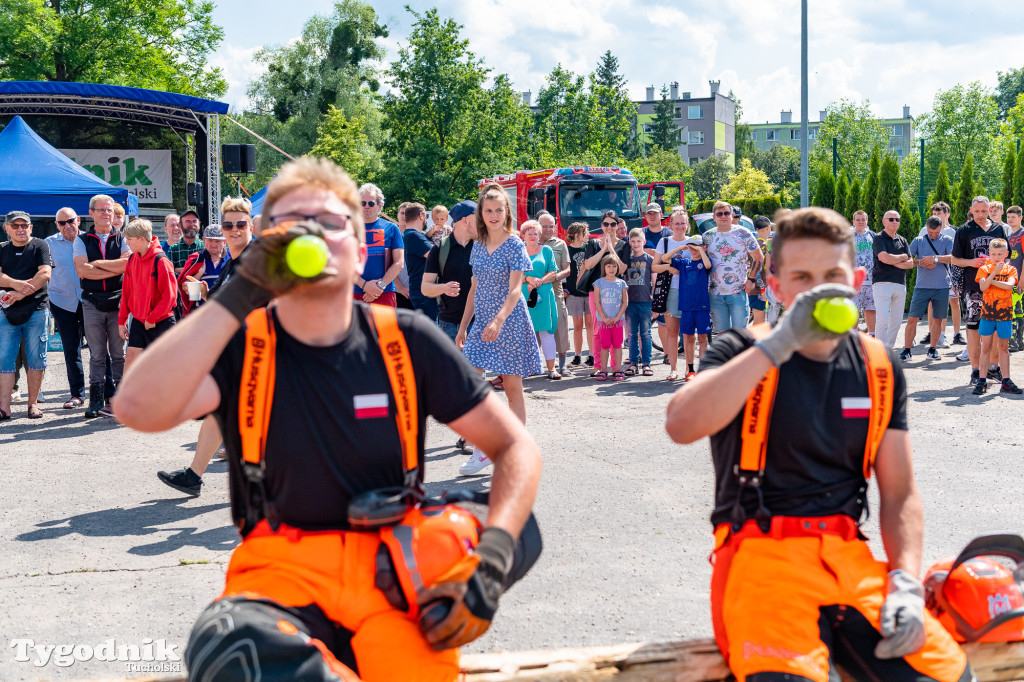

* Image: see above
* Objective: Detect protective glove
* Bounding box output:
[874,569,927,659]
[416,526,515,651]
[237,220,338,297]
[754,283,857,366]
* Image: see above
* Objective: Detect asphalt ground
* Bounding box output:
[1,318,1023,681]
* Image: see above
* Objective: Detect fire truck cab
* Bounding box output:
[639,181,687,227]
[479,167,645,240]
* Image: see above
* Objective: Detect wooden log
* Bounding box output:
[76,638,1024,681]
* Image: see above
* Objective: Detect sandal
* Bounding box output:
[624,364,637,376]
[665,370,679,381]
[489,377,505,391]
[642,365,654,376]
[27,404,43,419]
[594,371,608,381]
[64,397,84,409]
[548,370,562,380]
[613,371,625,381]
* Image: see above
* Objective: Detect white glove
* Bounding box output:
[755,284,857,366]
[875,569,927,659]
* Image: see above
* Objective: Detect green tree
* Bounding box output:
[1002,148,1016,206]
[862,147,881,227]
[813,165,835,208]
[650,85,681,153]
[875,154,903,230]
[996,67,1024,120]
[689,155,732,201]
[629,149,688,184]
[1015,148,1024,213]
[834,171,849,217]
[534,64,612,161]
[847,177,862,220]
[730,90,755,165]
[808,99,889,182]
[749,145,801,190]
[0,0,225,97]
[593,51,638,158]
[308,105,373,180]
[380,9,533,205]
[918,82,1001,190]
[928,161,954,209]
[722,159,775,202]
[954,153,976,225]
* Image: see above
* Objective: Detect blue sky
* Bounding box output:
[209,1,1024,124]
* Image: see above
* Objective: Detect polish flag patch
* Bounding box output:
[841,397,871,418]
[354,394,389,419]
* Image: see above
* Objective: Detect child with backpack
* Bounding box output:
[118,219,178,373]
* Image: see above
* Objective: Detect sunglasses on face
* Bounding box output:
[886,218,901,222]
[221,221,249,230]
[269,213,351,231]
[361,201,376,207]
[714,211,731,217]
[57,219,77,226]
[601,221,617,227]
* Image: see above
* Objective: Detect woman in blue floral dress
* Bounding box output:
[456,183,542,474]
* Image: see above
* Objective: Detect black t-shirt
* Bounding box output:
[871,231,911,285]
[424,237,474,324]
[0,238,52,314]
[952,219,1010,294]
[582,238,631,292]
[566,244,587,297]
[211,241,252,295]
[699,329,908,527]
[210,304,489,532]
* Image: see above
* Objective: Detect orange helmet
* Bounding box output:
[924,533,1024,642]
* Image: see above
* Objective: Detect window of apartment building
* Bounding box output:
[687,105,703,119]
[674,106,682,119]
[643,124,653,134]
[791,129,801,140]
[889,124,903,136]
[688,131,704,145]
[893,146,904,159]
[749,131,758,140]
[808,128,817,139]
[766,130,778,141]
[688,157,700,166]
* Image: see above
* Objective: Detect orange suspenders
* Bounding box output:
[238,304,419,530]
[731,324,894,532]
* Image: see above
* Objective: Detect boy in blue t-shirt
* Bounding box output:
[666,238,713,380]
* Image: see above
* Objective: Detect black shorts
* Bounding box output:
[962,290,984,330]
[128,317,175,349]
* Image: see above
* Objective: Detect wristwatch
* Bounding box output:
[747,277,757,283]
[376,280,386,290]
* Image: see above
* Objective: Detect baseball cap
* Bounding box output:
[449,200,477,223]
[180,209,201,222]
[731,206,742,217]
[5,210,30,225]
[645,203,662,214]
[682,237,702,246]
[203,224,226,240]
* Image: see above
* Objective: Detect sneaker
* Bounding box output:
[662,356,670,364]
[685,371,696,381]
[10,390,22,403]
[926,347,940,360]
[570,355,582,366]
[585,356,594,367]
[215,446,228,459]
[952,332,966,345]
[987,366,1003,382]
[973,379,987,395]
[899,348,912,362]
[458,447,491,476]
[956,348,970,362]
[98,404,115,418]
[970,369,980,385]
[1010,338,1023,353]
[1001,378,1024,394]
[157,468,203,497]
[937,333,950,348]
[918,333,931,346]
[455,437,470,453]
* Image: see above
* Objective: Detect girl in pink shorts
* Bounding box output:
[592,255,629,380]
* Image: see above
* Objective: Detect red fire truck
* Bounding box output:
[479,167,686,240]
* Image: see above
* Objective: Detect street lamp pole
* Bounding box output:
[800,0,809,207]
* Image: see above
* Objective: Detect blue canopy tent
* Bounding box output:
[249,184,267,216]
[0,115,138,217]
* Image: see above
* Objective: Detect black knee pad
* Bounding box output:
[185,597,352,682]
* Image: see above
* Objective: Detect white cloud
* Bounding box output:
[208,43,262,112]
[211,0,1024,127]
